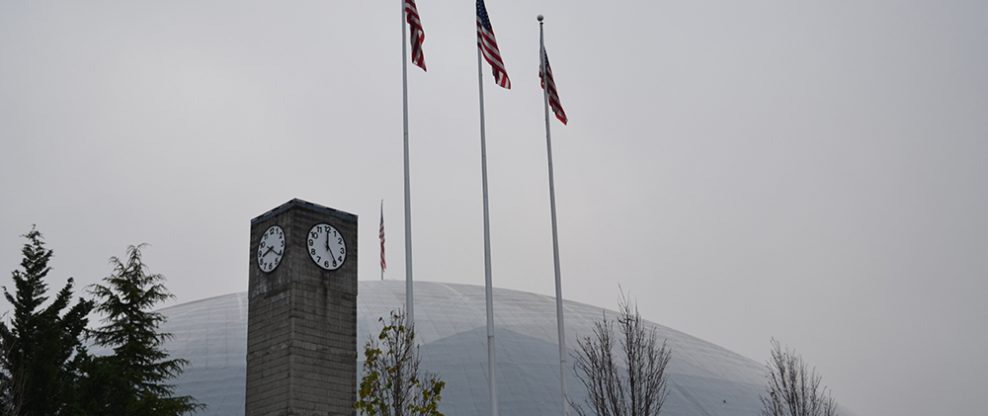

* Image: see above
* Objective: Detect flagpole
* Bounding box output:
[477,43,499,416]
[539,15,569,416]
[380,199,385,281]
[401,0,415,325]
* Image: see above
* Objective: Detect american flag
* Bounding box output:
[379,201,387,275]
[476,0,510,89]
[405,0,427,71]
[540,49,567,125]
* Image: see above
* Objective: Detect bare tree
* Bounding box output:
[760,339,838,416]
[355,310,445,416]
[572,296,672,416]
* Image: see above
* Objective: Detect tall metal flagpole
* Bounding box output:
[477,43,499,416]
[401,0,415,326]
[381,199,385,281]
[539,15,569,416]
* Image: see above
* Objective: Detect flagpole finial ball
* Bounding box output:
[537,15,544,22]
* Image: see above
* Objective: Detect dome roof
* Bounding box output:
[160,281,769,416]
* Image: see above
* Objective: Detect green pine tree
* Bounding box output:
[0,226,94,416]
[87,244,202,416]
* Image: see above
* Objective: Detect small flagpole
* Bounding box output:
[477,38,499,416]
[539,15,569,416]
[400,0,415,325]
[380,199,385,281]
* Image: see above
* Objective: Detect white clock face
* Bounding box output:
[307,223,347,271]
[257,225,285,273]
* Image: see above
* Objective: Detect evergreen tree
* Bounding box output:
[0,227,93,416]
[87,244,201,416]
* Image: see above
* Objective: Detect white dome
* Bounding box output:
[160,281,770,415]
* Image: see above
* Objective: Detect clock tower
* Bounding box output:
[245,199,358,416]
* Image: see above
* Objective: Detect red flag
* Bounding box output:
[405,0,427,71]
[540,49,567,125]
[476,0,510,89]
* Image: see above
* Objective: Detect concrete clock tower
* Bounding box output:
[245,199,358,416]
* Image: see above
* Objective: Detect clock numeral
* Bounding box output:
[338,255,343,262]
[308,239,314,247]
[311,231,318,239]
[310,248,316,255]
[324,260,330,268]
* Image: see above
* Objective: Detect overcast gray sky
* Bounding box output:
[1,1,986,415]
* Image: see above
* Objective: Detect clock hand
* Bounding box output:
[262,246,274,257]
[272,249,283,256]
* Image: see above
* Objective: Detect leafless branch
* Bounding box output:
[760,339,837,416]
[572,295,671,416]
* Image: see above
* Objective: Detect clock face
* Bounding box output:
[257,225,285,273]
[307,223,347,271]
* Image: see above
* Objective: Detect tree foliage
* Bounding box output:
[760,339,837,416]
[82,244,202,416]
[355,310,445,416]
[572,296,672,416]
[0,227,93,416]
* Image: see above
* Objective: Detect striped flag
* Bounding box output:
[540,49,567,125]
[405,0,427,71]
[379,201,387,276]
[476,0,510,89]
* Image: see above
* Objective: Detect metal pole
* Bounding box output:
[401,0,415,326]
[539,15,569,416]
[381,199,385,281]
[477,43,499,416]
